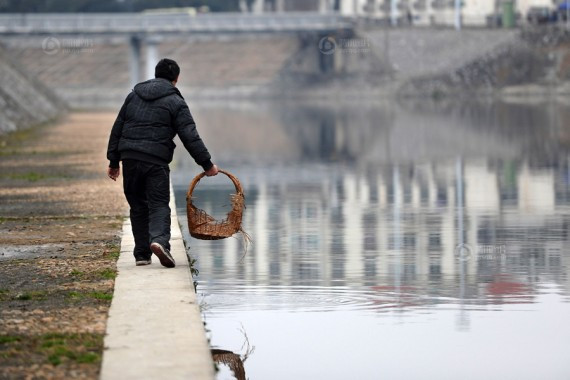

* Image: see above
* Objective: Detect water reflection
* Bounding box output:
[212,350,246,380]
[172,99,570,380]
[176,159,570,308]
[210,325,254,380]
[174,99,570,166]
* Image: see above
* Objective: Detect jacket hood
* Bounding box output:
[134,78,182,101]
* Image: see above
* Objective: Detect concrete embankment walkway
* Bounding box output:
[101,186,214,380]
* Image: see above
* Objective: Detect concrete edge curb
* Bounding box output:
[100,183,214,380]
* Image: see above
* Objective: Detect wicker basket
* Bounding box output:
[186,169,245,240]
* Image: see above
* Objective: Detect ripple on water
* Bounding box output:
[198,284,531,315]
[197,273,553,316]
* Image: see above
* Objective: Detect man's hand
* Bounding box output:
[205,164,219,177]
[107,167,120,181]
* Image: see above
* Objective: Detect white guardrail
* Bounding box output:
[0,12,353,33]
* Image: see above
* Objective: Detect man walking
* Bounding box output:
[106,58,218,268]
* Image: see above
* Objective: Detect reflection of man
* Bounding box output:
[106,58,218,268]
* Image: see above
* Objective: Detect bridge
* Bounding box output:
[0,12,356,96]
[0,12,354,35]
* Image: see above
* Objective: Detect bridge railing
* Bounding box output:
[0,12,353,34]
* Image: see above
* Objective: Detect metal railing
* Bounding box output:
[0,12,353,34]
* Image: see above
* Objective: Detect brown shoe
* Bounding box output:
[150,242,175,268]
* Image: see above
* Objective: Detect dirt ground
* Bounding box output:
[0,112,127,379]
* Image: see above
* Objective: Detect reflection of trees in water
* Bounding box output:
[397,98,570,166]
[273,102,396,163]
[272,99,570,166]
[185,99,569,166]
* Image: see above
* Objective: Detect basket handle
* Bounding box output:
[186,169,243,201]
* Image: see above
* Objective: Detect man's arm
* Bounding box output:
[173,102,217,174]
[106,92,133,169]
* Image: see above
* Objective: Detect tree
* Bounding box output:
[0,0,241,13]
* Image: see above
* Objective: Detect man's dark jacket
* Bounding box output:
[107,78,212,170]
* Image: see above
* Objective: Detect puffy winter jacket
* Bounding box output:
[106,78,212,170]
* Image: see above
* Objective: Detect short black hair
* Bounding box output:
[155,58,180,82]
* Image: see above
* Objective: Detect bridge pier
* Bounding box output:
[145,37,160,82]
[129,35,142,89]
[252,0,264,14]
[317,30,353,74]
[319,0,334,13]
[129,35,162,89]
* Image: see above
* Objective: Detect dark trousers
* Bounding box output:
[122,159,171,260]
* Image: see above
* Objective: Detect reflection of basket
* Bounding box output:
[211,349,246,380]
[186,169,245,240]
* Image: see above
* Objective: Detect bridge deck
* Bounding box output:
[0,12,353,34]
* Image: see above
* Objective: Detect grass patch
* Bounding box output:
[188,256,199,277]
[66,291,82,300]
[0,333,103,366]
[40,333,102,366]
[0,215,89,223]
[66,291,112,302]
[88,292,112,301]
[0,117,59,151]
[103,244,121,261]
[0,127,36,148]
[0,149,82,157]
[1,172,71,182]
[5,172,49,182]
[0,150,18,157]
[69,269,85,278]
[98,268,116,280]
[0,289,9,301]
[187,253,200,292]
[76,352,100,363]
[108,221,123,229]
[13,290,48,301]
[106,250,120,260]
[0,335,21,344]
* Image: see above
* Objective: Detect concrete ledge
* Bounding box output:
[101,186,214,380]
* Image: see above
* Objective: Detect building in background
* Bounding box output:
[246,0,555,27]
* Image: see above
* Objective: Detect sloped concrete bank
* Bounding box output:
[0,45,65,134]
[2,27,569,108]
[393,26,570,98]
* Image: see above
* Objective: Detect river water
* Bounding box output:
[171,99,570,380]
